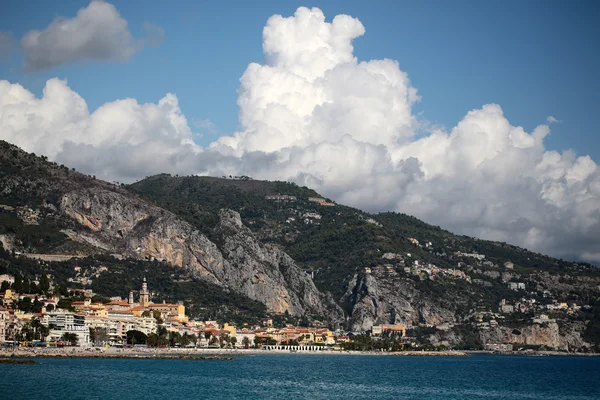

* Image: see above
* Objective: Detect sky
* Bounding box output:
[0,0,599,263]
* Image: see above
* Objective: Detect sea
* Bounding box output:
[1,354,599,399]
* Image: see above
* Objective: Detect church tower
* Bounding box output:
[128,290,134,305]
[140,277,150,306]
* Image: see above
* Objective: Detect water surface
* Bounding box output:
[1,354,599,399]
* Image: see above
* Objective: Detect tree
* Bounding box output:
[181,332,192,347]
[12,273,23,292]
[61,332,79,345]
[17,296,32,312]
[242,336,250,349]
[126,330,148,345]
[32,296,43,313]
[39,275,50,292]
[57,298,73,311]
[30,317,48,341]
[168,331,182,347]
[147,333,159,347]
[230,337,237,348]
[157,326,168,337]
[90,327,106,345]
[152,310,163,324]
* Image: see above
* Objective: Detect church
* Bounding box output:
[122,278,188,324]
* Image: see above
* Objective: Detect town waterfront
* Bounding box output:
[1,354,599,399]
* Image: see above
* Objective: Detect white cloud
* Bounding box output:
[1,6,599,263]
[0,78,200,182]
[547,116,561,124]
[20,1,162,71]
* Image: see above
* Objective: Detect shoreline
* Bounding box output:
[0,347,467,359]
[2,347,598,360]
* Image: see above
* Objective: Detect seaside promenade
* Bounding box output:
[0,346,470,359]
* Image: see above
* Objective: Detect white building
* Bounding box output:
[235,329,256,348]
[47,325,90,346]
[47,310,85,329]
[45,310,89,346]
[0,308,8,343]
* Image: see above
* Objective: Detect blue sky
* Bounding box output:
[1,0,599,159]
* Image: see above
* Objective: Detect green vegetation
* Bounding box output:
[0,246,266,325]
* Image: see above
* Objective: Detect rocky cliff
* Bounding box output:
[479,321,589,351]
[342,268,456,331]
[215,209,344,320]
[59,187,341,319]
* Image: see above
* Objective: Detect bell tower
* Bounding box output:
[140,277,150,306]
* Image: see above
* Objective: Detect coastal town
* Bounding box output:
[0,243,592,354]
[0,275,408,351]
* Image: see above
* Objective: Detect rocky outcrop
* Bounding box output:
[216,209,344,320]
[59,188,342,319]
[342,269,455,332]
[479,321,589,351]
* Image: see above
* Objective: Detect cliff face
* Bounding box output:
[216,209,344,320]
[59,188,341,319]
[342,269,455,332]
[479,321,589,351]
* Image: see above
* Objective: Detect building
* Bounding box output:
[372,324,406,337]
[0,308,8,343]
[235,329,256,347]
[307,197,335,206]
[147,302,187,323]
[499,299,514,313]
[484,343,512,351]
[47,310,85,329]
[46,310,89,346]
[140,278,150,306]
[265,195,297,202]
[507,282,526,291]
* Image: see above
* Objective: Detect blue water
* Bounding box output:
[1,354,599,399]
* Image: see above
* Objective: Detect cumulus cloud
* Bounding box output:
[0,32,14,59]
[20,1,161,70]
[1,6,599,263]
[0,78,202,182]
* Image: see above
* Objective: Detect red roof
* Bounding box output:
[148,303,181,308]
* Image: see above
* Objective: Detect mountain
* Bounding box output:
[1,139,600,350]
[0,140,340,324]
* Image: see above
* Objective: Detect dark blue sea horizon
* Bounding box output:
[1,353,599,399]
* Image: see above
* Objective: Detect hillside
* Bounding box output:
[0,140,341,324]
[2,139,600,350]
[129,173,600,350]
